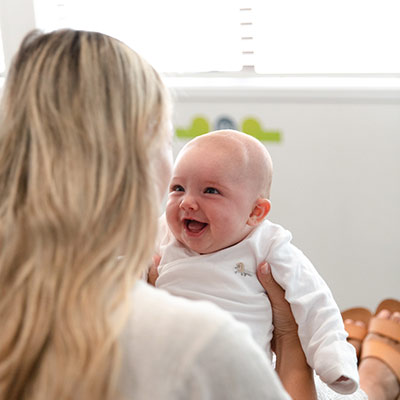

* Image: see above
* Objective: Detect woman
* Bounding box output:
[0,29,297,400]
[1,29,397,400]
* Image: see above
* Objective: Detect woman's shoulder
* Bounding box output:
[118,281,289,400]
[118,281,240,398]
[127,280,237,341]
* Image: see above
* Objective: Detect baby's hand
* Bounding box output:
[148,254,161,286]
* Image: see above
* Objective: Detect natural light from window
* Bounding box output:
[33,0,400,75]
[34,0,242,73]
[253,0,400,74]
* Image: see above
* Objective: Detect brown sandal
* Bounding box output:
[342,307,372,358]
[361,299,400,382]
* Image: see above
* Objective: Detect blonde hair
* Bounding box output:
[0,29,169,399]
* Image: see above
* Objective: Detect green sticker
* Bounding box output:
[176,116,210,138]
[175,116,282,142]
[242,118,281,142]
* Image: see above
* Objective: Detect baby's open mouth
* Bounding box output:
[184,219,208,234]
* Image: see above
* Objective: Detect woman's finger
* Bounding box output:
[256,262,298,342]
[256,262,286,303]
[148,254,161,286]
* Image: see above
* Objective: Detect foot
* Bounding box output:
[342,307,371,360]
[343,318,366,358]
[358,309,400,400]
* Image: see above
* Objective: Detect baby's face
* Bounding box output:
[166,141,258,254]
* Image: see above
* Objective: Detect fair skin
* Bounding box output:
[166,130,271,254]
[154,129,315,399]
[155,130,400,399]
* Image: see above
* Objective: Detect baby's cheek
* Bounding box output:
[165,205,179,231]
[217,215,250,245]
[165,199,177,219]
[213,221,236,244]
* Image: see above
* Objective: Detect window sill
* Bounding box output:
[164,76,400,102]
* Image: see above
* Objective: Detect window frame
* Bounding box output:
[1,0,400,98]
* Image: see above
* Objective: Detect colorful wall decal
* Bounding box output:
[241,118,281,142]
[175,116,281,142]
[215,116,237,131]
[175,116,210,138]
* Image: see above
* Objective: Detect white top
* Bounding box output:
[118,281,291,400]
[156,218,359,394]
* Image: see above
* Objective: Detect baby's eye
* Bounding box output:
[171,184,184,192]
[204,187,220,194]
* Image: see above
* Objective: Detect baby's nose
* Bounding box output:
[179,195,199,211]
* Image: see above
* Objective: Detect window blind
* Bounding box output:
[34,0,243,73]
[33,0,400,75]
[252,0,400,75]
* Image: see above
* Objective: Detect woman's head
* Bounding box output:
[1,28,170,260]
[0,29,170,399]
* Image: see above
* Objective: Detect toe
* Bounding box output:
[377,309,392,319]
[391,311,400,324]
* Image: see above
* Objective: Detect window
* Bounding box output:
[34,0,243,73]
[252,0,400,75]
[33,0,400,75]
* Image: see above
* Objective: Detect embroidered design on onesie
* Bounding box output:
[234,262,252,277]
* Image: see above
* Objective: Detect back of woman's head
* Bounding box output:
[0,29,169,400]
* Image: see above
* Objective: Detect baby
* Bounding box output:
[156,130,358,394]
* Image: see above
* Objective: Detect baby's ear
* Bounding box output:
[247,198,271,226]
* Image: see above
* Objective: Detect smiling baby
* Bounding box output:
[156,130,358,394]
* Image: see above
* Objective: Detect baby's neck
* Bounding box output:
[197,224,259,255]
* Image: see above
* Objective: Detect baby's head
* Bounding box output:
[166,130,273,254]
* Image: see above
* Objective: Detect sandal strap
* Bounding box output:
[369,317,400,342]
[344,322,368,341]
[361,339,400,381]
[342,307,372,325]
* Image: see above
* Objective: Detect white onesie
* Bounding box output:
[156,217,359,395]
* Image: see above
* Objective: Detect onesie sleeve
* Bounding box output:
[265,227,359,394]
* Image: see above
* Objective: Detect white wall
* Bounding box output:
[171,84,400,310]
[0,1,398,311]
[0,0,36,73]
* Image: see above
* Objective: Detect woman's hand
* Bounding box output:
[256,262,298,351]
[148,254,160,286]
[256,262,317,400]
